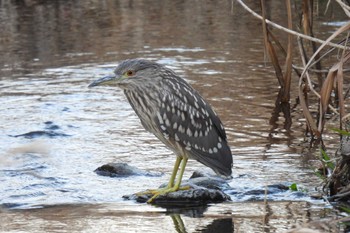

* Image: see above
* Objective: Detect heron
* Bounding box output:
[89,59,232,203]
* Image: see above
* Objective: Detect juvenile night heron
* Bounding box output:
[89,59,233,203]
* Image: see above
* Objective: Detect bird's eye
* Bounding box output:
[126,70,134,76]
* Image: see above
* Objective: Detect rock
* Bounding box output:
[10,122,70,138]
[95,163,163,177]
[190,169,221,179]
[227,183,310,202]
[123,170,231,207]
[123,186,231,207]
[188,171,231,190]
[10,130,71,138]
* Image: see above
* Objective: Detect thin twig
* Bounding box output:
[236,0,350,50]
[300,23,350,80]
[292,65,350,73]
[335,0,350,17]
[297,38,321,136]
[297,38,322,99]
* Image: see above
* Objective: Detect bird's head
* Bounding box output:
[88,59,162,88]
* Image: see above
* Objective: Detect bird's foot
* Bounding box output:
[135,185,191,203]
[146,185,191,203]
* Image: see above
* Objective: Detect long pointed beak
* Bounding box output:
[88,74,116,88]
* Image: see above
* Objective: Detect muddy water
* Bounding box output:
[0,1,348,232]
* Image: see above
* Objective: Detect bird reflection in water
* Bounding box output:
[170,214,233,233]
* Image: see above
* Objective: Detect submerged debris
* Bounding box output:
[10,130,70,139]
[95,163,163,177]
[9,121,71,139]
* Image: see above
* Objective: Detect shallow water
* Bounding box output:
[0,0,348,232]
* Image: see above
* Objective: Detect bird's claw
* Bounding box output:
[147,185,191,203]
[135,185,191,203]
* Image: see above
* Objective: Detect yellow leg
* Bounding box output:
[167,156,182,188]
[136,157,181,193]
[173,157,188,190]
[146,157,189,203]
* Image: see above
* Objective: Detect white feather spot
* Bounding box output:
[183,96,188,103]
[205,128,209,136]
[174,133,180,141]
[213,147,218,153]
[177,110,181,117]
[181,112,185,121]
[217,142,222,149]
[194,101,199,109]
[209,148,213,154]
[178,125,185,133]
[165,119,170,127]
[157,112,163,125]
[181,126,185,133]
[194,130,198,137]
[186,128,192,137]
[191,118,195,125]
[173,122,178,130]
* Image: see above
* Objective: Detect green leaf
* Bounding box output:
[331,128,350,136]
[289,183,298,191]
[320,149,335,170]
[314,170,326,180]
[340,206,350,214]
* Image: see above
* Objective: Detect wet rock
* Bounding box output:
[189,170,231,190]
[1,203,24,209]
[95,163,163,177]
[10,122,70,139]
[10,130,70,139]
[123,187,230,207]
[243,184,289,196]
[227,183,309,202]
[123,170,231,206]
[44,121,60,130]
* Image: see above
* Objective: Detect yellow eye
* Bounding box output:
[125,70,134,76]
